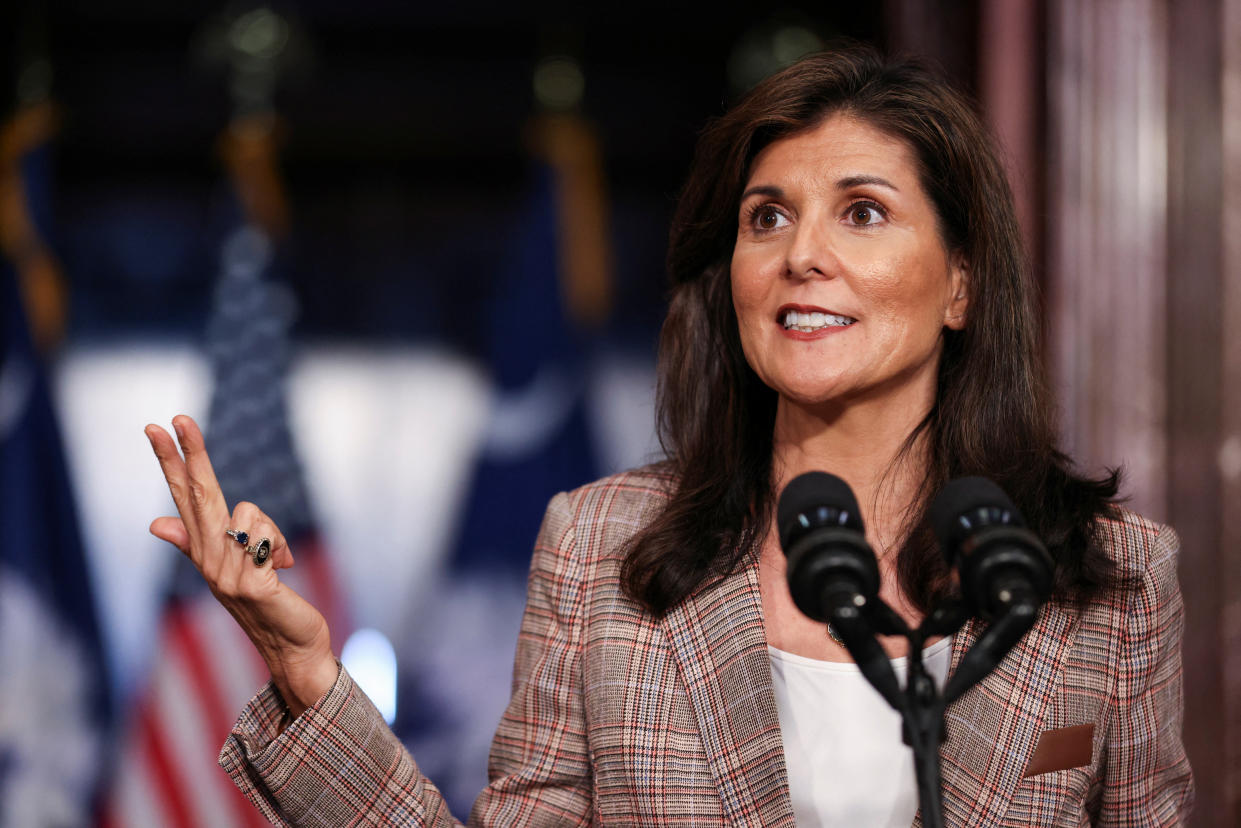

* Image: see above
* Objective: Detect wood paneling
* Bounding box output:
[1046,0,1240,822]
[1047,0,1169,520]
[1220,0,1241,815]
[1166,0,1229,822]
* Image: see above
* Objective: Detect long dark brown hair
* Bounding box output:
[622,45,1122,616]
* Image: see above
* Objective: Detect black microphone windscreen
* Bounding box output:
[776,471,862,549]
[929,476,1022,550]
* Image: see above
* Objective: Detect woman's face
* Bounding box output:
[730,113,967,413]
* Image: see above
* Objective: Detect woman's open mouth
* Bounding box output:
[779,309,857,333]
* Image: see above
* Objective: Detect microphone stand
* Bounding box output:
[826,593,1039,828]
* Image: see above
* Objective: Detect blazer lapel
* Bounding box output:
[913,603,1080,827]
[661,556,796,827]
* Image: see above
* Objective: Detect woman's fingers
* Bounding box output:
[205,504,332,688]
[145,423,201,544]
[150,516,190,553]
[146,416,250,578]
[172,415,231,541]
[145,418,333,711]
[229,501,295,570]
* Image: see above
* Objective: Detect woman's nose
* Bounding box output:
[784,217,838,280]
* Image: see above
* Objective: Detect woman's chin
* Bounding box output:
[774,385,854,415]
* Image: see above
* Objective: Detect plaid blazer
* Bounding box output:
[221,466,1192,825]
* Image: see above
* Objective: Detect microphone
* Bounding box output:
[777,471,879,624]
[930,477,1054,704]
[778,472,903,710]
[929,477,1053,621]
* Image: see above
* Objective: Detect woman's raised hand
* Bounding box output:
[145,414,339,718]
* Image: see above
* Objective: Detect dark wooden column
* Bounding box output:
[1221,0,1241,811]
[1166,0,1241,822]
[978,0,1042,286]
[1046,0,1240,822]
[1046,0,1170,519]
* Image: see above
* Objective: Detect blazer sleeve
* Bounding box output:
[220,664,459,826]
[218,491,594,826]
[1097,523,1194,824]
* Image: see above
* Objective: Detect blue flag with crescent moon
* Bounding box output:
[0,259,111,826]
[449,162,601,572]
[392,161,602,814]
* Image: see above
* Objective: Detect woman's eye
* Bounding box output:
[753,205,788,231]
[847,202,884,226]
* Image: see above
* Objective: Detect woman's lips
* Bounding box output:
[779,307,857,332]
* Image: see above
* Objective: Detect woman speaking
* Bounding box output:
[145,46,1192,825]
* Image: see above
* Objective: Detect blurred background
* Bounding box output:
[1,0,1237,825]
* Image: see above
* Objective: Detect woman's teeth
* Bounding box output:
[782,310,856,331]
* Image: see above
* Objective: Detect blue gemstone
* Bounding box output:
[234,531,249,545]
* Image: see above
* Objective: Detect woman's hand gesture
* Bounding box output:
[145,414,338,718]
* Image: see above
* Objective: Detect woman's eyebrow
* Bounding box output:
[837,174,898,191]
[740,176,899,202]
[739,184,783,201]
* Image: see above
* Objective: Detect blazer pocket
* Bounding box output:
[1022,723,1095,778]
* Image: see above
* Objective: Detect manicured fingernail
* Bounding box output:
[173,420,185,441]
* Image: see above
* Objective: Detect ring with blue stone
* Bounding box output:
[248,537,272,567]
[226,528,250,546]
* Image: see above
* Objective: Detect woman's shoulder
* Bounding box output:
[558,459,680,518]
[1091,504,1181,581]
[537,462,677,565]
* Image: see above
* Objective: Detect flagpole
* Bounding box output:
[0,99,67,352]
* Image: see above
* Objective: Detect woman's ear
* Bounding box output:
[944,254,968,330]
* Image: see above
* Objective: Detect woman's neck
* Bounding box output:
[771,393,933,556]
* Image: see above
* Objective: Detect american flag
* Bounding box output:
[103,219,348,827]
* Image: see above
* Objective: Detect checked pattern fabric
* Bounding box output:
[220,466,1191,826]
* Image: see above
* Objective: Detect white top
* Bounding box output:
[768,636,954,828]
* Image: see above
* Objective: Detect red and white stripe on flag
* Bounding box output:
[102,536,346,827]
